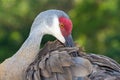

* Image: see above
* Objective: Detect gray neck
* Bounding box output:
[14,31,43,65]
[0,31,44,80]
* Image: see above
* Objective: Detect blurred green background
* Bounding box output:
[0,0,120,63]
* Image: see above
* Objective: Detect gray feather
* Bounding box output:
[25,40,120,80]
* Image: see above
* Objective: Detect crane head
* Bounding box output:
[59,16,74,47]
[31,10,74,47]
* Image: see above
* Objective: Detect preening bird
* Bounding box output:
[24,10,120,80]
[0,10,90,80]
[1,9,120,80]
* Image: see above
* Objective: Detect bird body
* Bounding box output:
[0,10,73,80]
[26,40,120,80]
[26,40,93,80]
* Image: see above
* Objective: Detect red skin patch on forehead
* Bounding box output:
[59,17,72,37]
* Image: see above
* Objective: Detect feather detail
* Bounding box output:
[25,40,120,80]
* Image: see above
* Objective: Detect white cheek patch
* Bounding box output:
[52,16,60,32]
[50,16,65,43]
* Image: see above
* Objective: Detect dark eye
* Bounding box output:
[59,23,64,28]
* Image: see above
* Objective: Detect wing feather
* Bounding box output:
[25,40,120,80]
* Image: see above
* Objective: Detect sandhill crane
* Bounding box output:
[0,10,90,80]
[1,9,120,80]
[0,10,86,80]
[23,10,120,80]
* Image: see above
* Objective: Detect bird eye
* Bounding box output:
[59,23,64,29]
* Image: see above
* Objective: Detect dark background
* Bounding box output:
[0,0,120,63]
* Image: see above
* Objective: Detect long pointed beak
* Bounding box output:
[64,34,78,57]
[64,34,74,47]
